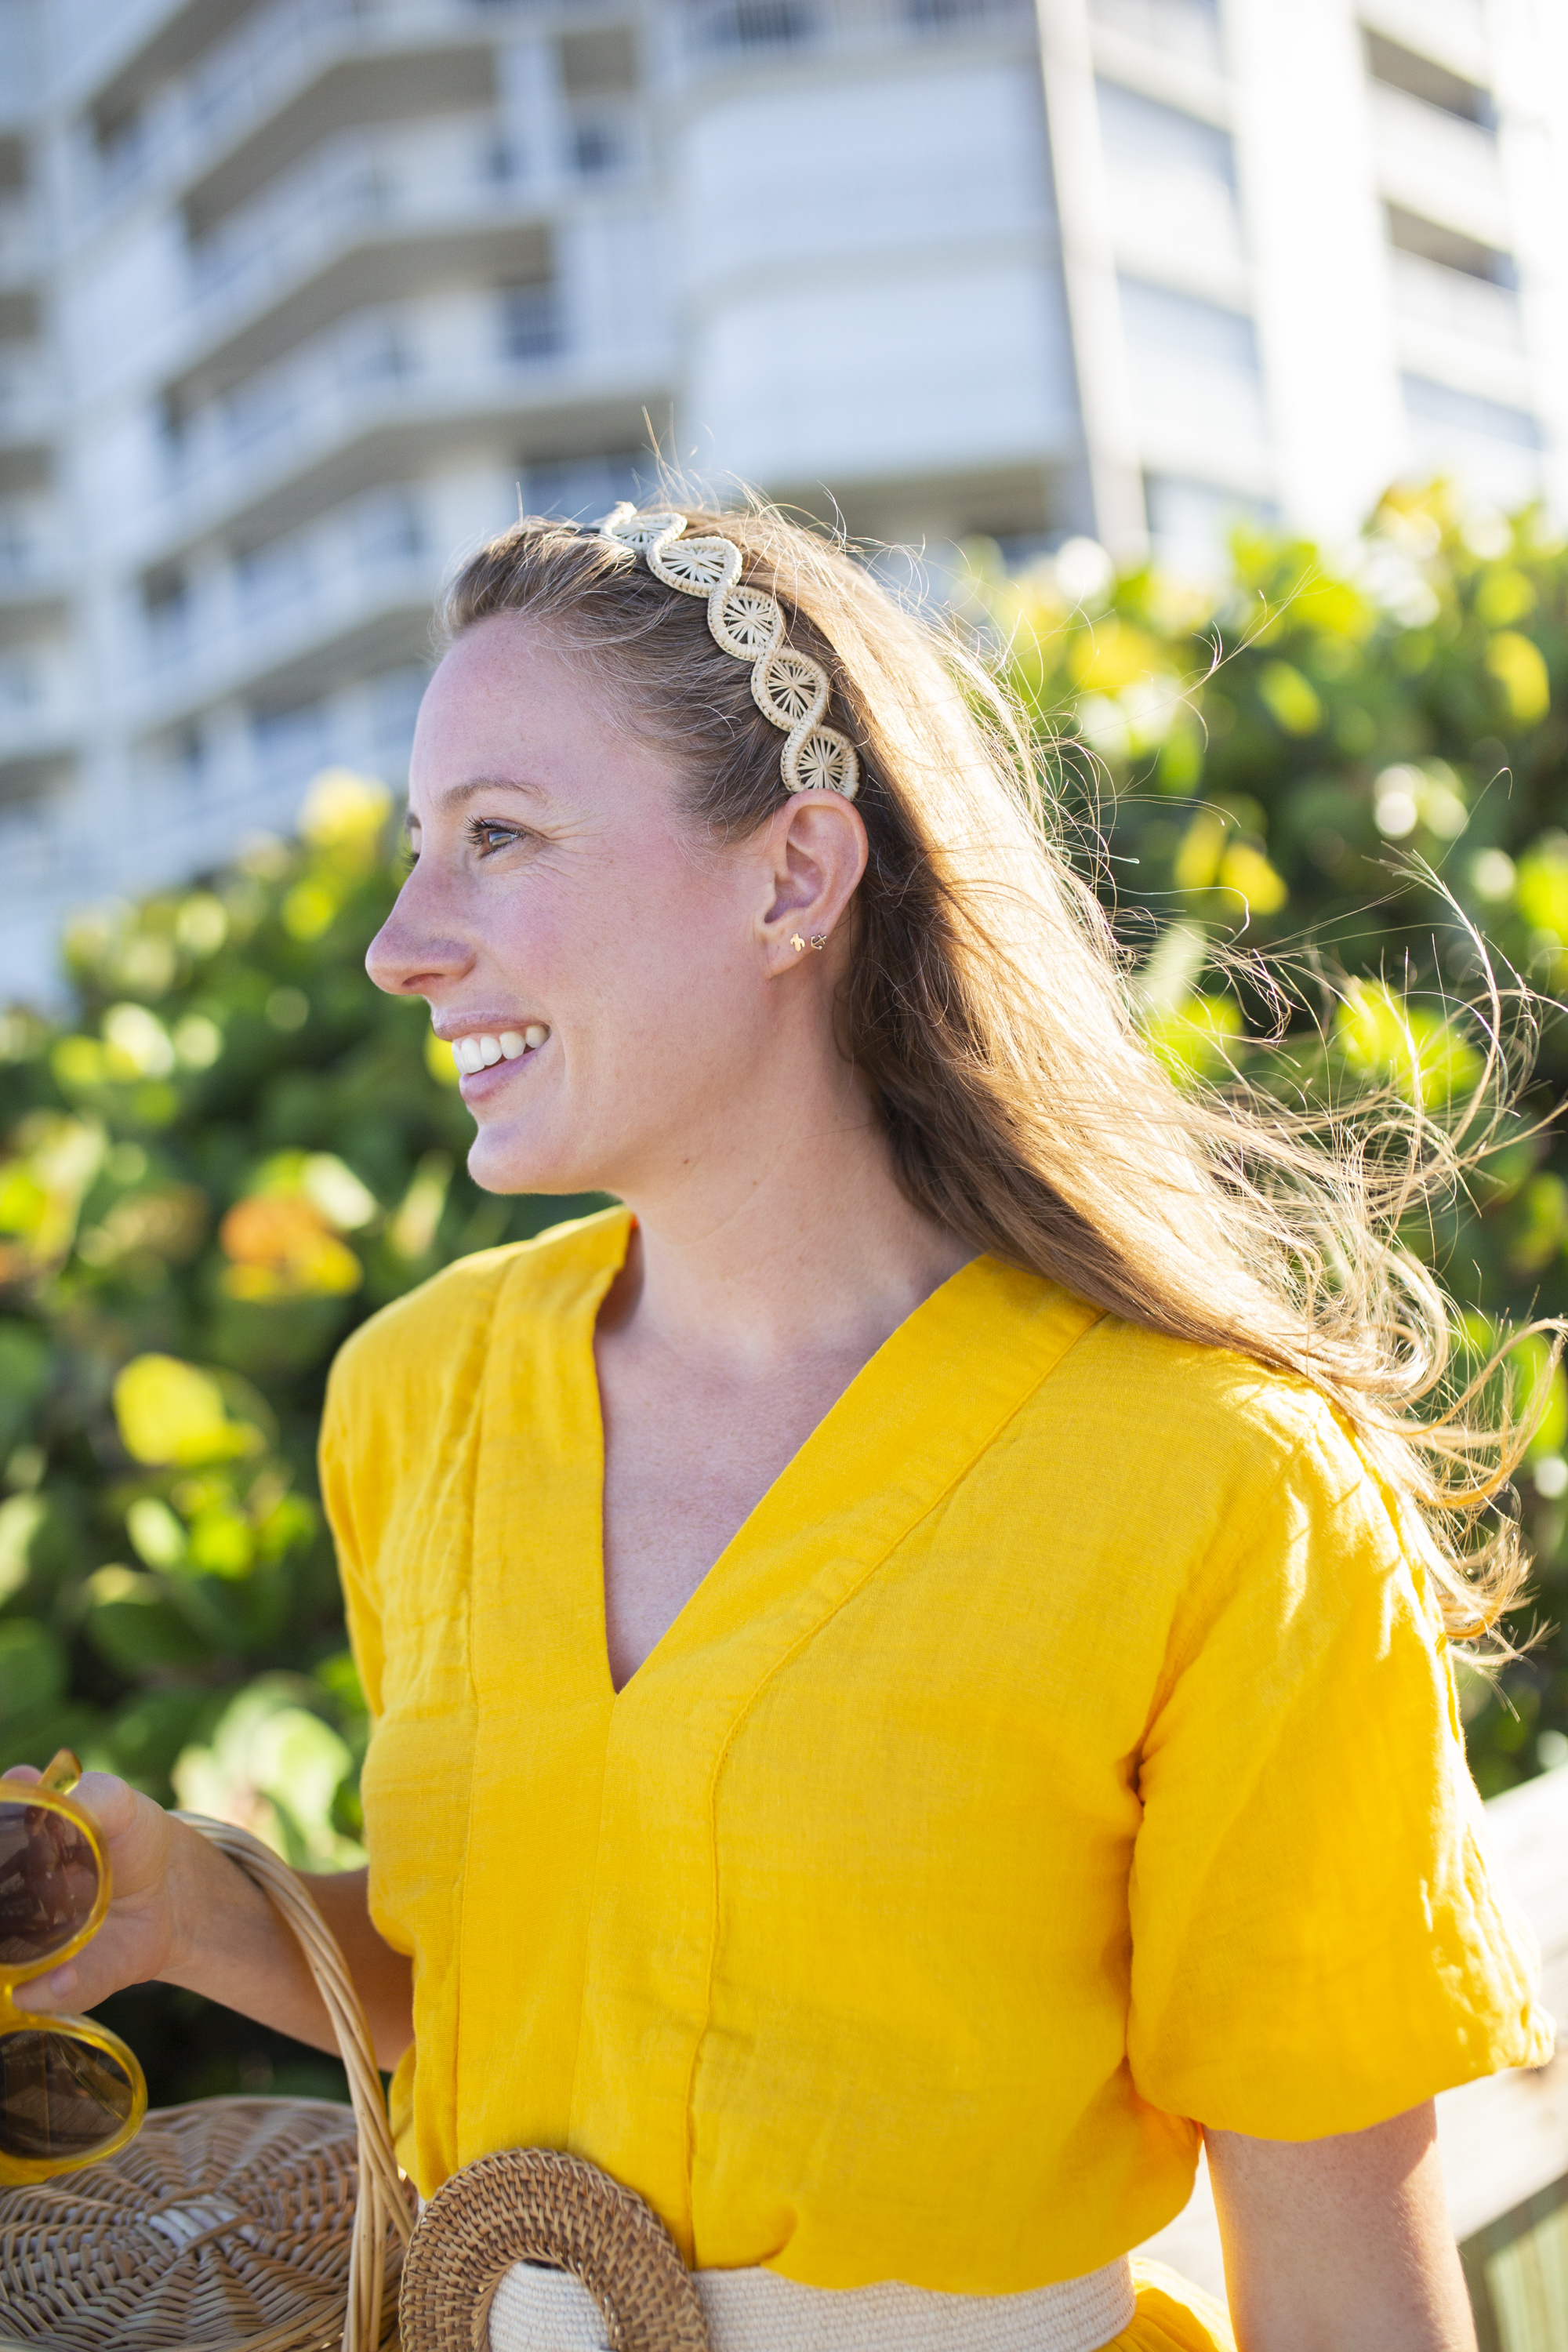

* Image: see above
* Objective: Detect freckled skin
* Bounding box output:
[365,614,970,1690]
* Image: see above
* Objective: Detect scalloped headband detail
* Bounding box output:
[596,504,861,801]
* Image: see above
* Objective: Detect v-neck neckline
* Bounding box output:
[517,1207,1102,1704]
[587,1209,998,1702]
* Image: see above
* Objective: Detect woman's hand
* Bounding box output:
[1,1763,414,2069]
[1207,2101,1475,2351]
[2,1764,182,2015]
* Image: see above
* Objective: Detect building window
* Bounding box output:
[1098,82,1242,264]
[906,0,1006,28]
[143,572,191,663]
[1119,278,1266,448]
[697,2,818,52]
[172,725,206,793]
[0,506,36,581]
[368,666,429,775]
[1402,376,1542,510]
[0,652,43,709]
[524,453,647,524]
[252,699,328,784]
[1402,376,1541,452]
[499,284,564,362]
[235,534,311,622]
[484,132,524,184]
[1145,475,1276,568]
[572,119,624,175]
[353,490,424,567]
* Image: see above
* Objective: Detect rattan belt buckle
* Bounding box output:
[399,2147,711,2352]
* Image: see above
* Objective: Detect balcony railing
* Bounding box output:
[178,112,613,354]
[78,0,633,227]
[78,0,482,218]
[683,0,1034,54]
[158,293,583,526]
[187,123,448,306]
[0,356,56,445]
[132,512,440,723]
[0,197,42,283]
[1389,249,1523,350]
[1087,0,1222,72]
[0,524,66,596]
[1370,82,1505,255]
[0,661,79,755]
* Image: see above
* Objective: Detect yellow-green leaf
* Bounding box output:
[1486,632,1550,727]
[1257,661,1323,736]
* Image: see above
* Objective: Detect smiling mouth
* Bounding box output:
[451,1025,550,1075]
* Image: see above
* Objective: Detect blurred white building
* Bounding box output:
[0,0,1564,990]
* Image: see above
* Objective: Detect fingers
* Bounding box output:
[0,1763,42,1785]
[64,1770,138,1838]
[13,1961,76,2015]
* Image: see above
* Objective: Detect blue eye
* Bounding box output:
[466,816,521,855]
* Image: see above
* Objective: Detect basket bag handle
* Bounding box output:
[172,1813,415,2352]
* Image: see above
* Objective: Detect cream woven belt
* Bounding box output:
[487,2255,1138,2352]
[400,2148,1137,2352]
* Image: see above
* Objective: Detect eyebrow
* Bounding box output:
[405,775,549,832]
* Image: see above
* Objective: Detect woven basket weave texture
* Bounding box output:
[398,2147,710,2352]
[0,2096,365,2351]
[0,1814,411,2352]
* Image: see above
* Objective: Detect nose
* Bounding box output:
[365,866,475,1000]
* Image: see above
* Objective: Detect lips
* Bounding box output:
[450,1025,549,1075]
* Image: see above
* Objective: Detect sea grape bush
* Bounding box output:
[1,483,1566,2098]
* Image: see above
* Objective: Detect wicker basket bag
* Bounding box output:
[0,1814,413,2352]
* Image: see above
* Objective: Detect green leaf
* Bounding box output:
[82,1567,212,1676]
[0,1621,67,1722]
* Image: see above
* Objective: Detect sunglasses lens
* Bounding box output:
[0,1797,101,1971]
[0,2028,137,2161]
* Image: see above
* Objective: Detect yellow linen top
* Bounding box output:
[321,1206,1549,2347]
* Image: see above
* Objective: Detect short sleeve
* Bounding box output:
[318,1338,387,1723]
[1127,1403,1553,2139]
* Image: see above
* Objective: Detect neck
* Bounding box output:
[602,1059,973,1381]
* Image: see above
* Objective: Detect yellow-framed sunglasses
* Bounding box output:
[0,1749,147,2183]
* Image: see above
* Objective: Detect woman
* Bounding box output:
[16,502,1549,2350]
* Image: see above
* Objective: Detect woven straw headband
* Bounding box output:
[595,504,861,800]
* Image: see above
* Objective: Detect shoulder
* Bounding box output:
[1002,1295,1415,1631]
[1049,1305,1368,1505]
[324,1203,626,1436]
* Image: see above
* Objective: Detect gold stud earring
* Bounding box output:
[790,933,806,953]
[809,933,828,951]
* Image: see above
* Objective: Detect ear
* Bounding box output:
[754,792,868,975]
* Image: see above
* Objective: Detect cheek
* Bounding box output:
[546,844,749,1030]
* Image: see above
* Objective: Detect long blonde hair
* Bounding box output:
[441,498,1550,1645]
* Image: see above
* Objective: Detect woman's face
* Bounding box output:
[367,612,853,1200]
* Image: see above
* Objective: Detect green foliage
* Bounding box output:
[974,481,1568,1796]
[5,488,1568,2103]
[0,768,598,2100]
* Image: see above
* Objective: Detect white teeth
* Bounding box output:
[452,1025,549,1074]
